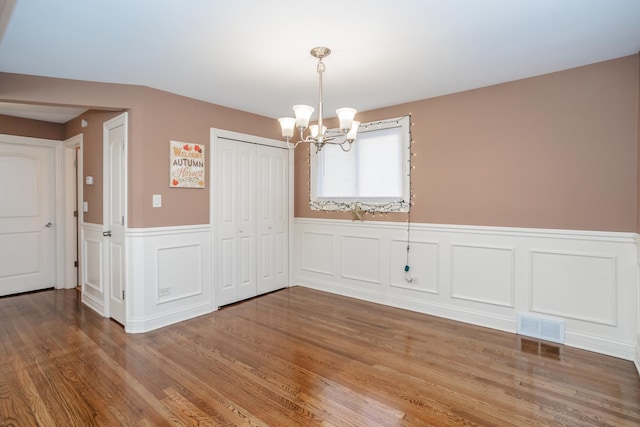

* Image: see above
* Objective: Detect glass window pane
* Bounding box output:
[317,143,356,197]
[357,128,402,198]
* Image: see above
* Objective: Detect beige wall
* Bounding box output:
[65,109,124,224]
[296,55,640,232]
[2,54,638,232]
[0,72,281,227]
[0,113,65,139]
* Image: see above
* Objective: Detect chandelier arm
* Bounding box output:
[339,140,353,152]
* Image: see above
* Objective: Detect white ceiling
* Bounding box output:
[0,102,87,123]
[1,0,639,123]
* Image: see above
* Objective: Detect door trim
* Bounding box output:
[209,129,293,310]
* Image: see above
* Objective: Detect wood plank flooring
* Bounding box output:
[1,286,639,426]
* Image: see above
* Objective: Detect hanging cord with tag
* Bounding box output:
[404,114,413,283]
[404,207,413,282]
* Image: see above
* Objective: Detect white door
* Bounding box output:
[256,145,289,294]
[216,138,256,305]
[0,138,56,296]
[104,115,127,325]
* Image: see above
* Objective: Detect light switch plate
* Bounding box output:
[152,194,162,208]
[83,201,89,212]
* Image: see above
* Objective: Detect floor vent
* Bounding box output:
[517,313,565,344]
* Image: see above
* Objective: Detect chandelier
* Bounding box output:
[278,47,359,152]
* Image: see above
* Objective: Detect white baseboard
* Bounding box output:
[81,291,104,317]
[126,300,215,333]
[296,279,516,333]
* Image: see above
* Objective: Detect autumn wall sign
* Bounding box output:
[170,140,205,188]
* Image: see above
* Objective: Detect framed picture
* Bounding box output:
[170,140,205,188]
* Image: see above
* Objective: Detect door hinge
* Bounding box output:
[122,290,125,300]
[74,260,78,267]
[73,210,78,218]
[122,216,125,225]
[74,159,78,168]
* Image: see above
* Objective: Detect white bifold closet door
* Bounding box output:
[215,138,288,306]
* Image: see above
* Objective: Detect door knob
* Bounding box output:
[45,222,53,228]
[103,230,112,237]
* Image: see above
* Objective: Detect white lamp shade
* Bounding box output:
[346,121,360,141]
[278,117,296,139]
[293,104,314,130]
[309,124,327,138]
[336,107,357,132]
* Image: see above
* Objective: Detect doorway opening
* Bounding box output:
[63,134,83,290]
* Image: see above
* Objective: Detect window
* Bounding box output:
[310,116,411,213]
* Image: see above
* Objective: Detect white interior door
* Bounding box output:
[256,145,289,295]
[215,138,256,306]
[104,114,127,325]
[0,138,56,296]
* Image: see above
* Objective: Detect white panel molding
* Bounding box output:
[293,218,637,361]
[83,238,102,292]
[80,222,104,315]
[127,224,213,237]
[295,218,637,242]
[450,243,515,308]
[389,238,439,294]
[530,249,617,326]
[124,224,212,333]
[301,231,334,275]
[156,243,204,304]
[341,235,381,284]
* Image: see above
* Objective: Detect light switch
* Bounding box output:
[83,201,89,212]
[152,194,162,208]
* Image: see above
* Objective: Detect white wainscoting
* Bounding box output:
[293,218,638,361]
[125,225,213,333]
[80,222,105,315]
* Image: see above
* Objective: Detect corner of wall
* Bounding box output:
[636,334,640,376]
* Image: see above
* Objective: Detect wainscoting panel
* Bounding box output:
[81,223,104,315]
[126,225,212,333]
[530,250,616,325]
[157,244,203,304]
[293,218,638,361]
[451,244,515,308]
[341,235,381,284]
[301,231,334,275]
[389,239,439,294]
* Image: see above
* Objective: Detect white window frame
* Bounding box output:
[309,115,411,213]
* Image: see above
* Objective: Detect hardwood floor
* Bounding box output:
[1,287,639,426]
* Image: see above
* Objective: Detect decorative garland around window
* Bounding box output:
[307,115,414,217]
